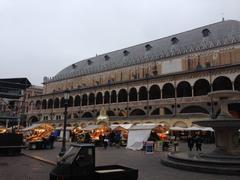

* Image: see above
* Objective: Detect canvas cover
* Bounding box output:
[126,124,157,150]
[110,124,132,130]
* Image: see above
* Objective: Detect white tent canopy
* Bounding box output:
[55,127,74,131]
[170,126,214,132]
[22,123,41,131]
[110,124,133,130]
[126,124,158,150]
[169,126,186,131]
[185,126,202,131]
[201,127,214,132]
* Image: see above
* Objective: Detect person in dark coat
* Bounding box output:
[195,135,203,151]
[187,136,194,151]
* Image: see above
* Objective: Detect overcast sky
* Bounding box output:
[0,0,239,85]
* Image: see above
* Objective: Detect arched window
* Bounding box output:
[74,95,81,106]
[89,93,95,105]
[212,76,232,91]
[130,109,146,116]
[35,100,41,110]
[104,91,110,104]
[96,92,103,104]
[54,98,59,108]
[180,106,209,114]
[42,99,47,109]
[47,99,53,109]
[111,90,117,103]
[68,96,73,107]
[129,88,137,101]
[139,86,148,101]
[82,112,93,118]
[177,81,192,97]
[82,94,88,106]
[118,89,128,102]
[149,85,160,99]
[193,79,211,96]
[60,97,65,108]
[162,83,175,98]
[234,75,240,91]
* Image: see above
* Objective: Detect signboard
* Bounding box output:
[145,141,154,154]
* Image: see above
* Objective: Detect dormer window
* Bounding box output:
[202,28,210,37]
[123,50,129,56]
[72,63,77,69]
[87,59,92,65]
[145,44,152,51]
[104,55,110,61]
[171,37,179,45]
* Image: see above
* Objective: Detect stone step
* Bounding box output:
[168,153,240,168]
[161,156,240,175]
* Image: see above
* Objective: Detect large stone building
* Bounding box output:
[27,20,240,128]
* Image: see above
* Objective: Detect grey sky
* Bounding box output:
[0,0,239,85]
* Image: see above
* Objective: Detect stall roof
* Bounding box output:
[110,124,133,130]
[82,125,102,131]
[199,127,214,132]
[169,126,186,131]
[129,124,157,130]
[170,126,214,131]
[185,126,202,131]
[55,127,74,130]
[22,123,41,131]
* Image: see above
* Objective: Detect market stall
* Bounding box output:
[55,127,74,141]
[23,123,54,150]
[71,126,84,142]
[0,127,8,134]
[126,124,158,150]
[82,124,110,144]
[110,124,132,146]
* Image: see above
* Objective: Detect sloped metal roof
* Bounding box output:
[45,20,240,83]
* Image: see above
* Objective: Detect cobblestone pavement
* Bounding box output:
[0,154,52,180]
[1,142,239,180]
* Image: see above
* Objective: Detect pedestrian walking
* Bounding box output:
[195,135,203,151]
[103,136,109,149]
[114,131,122,148]
[187,135,194,151]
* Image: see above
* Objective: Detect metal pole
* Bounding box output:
[59,99,68,156]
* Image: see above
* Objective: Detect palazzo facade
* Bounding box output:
[27,20,240,128]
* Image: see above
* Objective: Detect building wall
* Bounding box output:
[27,44,240,127]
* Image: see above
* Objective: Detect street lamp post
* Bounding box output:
[59,90,70,157]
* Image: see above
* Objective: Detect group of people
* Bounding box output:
[99,131,122,149]
[187,135,203,151]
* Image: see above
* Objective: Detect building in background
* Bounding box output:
[21,85,43,125]
[0,78,31,127]
[27,20,240,129]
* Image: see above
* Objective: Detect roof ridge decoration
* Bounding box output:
[44,20,240,84]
